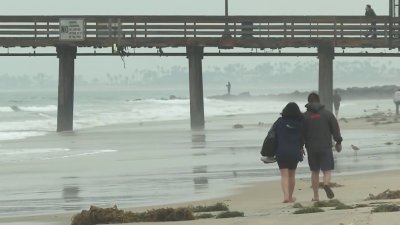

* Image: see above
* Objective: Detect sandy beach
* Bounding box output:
[1,113,399,225]
[1,169,399,225]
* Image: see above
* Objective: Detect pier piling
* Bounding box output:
[56,46,77,132]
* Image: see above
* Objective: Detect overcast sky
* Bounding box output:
[0,0,396,86]
[0,0,388,16]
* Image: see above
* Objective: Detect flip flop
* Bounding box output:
[323,185,335,199]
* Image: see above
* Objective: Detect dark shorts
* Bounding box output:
[307,150,334,171]
[277,161,298,170]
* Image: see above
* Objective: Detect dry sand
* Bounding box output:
[1,115,400,225]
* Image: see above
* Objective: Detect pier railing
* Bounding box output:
[0,16,399,47]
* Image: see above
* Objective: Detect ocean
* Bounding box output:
[0,87,399,218]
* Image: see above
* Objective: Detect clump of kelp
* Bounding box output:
[71,205,194,225]
[293,206,324,214]
[313,199,353,210]
[190,202,229,212]
[293,200,353,214]
[371,204,400,213]
[366,189,400,200]
[364,190,400,213]
[71,203,244,225]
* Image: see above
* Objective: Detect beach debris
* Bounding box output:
[195,213,215,219]
[318,182,344,188]
[366,189,400,200]
[233,124,244,129]
[70,205,194,225]
[385,142,393,145]
[313,199,346,208]
[339,118,348,123]
[190,202,229,213]
[292,203,304,208]
[10,105,21,112]
[215,211,244,218]
[353,203,369,208]
[293,206,324,214]
[258,121,267,126]
[190,203,244,219]
[314,199,353,210]
[193,177,208,185]
[334,203,354,210]
[371,204,400,213]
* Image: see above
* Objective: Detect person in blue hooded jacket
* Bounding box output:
[272,102,304,203]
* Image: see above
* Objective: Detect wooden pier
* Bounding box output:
[0,15,399,130]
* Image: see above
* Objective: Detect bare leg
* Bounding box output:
[288,169,296,202]
[322,170,332,185]
[280,169,290,203]
[311,170,320,201]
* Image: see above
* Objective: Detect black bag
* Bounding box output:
[260,125,277,157]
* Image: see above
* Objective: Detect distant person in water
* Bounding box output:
[333,90,341,117]
[270,102,304,203]
[394,88,400,115]
[365,4,377,38]
[226,81,231,95]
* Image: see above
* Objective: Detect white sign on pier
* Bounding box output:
[59,19,85,41]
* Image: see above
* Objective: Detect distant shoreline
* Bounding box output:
[208,84,400,101]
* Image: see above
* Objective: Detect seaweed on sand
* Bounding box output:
[216,211,244,218]
[371,204,400,213]
[366,189,400,200]
[293,203,304,208]
[293,207,324,214]
[313,199,353,210]
[190,202,229,212]
[71,205,194,225]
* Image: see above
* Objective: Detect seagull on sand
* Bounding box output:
[351,144,360,157]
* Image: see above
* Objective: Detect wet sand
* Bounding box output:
[1,114,399,225]
[1,169,400,225]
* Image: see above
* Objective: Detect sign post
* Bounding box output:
[59,19,85,41]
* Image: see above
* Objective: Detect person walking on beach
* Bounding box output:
[365,4,377,38]
[304,93,342,201]
[333,90,341,118]
[394,88,400,115]
[270,102,304,203]
[226,81,231,95]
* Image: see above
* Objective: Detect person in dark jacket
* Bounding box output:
[365,4,377,38]
[304,93,343,201]
[272,102,304,203]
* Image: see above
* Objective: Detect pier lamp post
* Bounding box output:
[223,0,232,38]
[225,0,228,17]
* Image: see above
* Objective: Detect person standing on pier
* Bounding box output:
[365,4,377,38]
[394,88,400,115]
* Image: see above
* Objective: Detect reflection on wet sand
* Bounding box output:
[62,177,82,211]
[191,131,209,192]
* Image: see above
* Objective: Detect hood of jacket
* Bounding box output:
[305,102,325,113]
